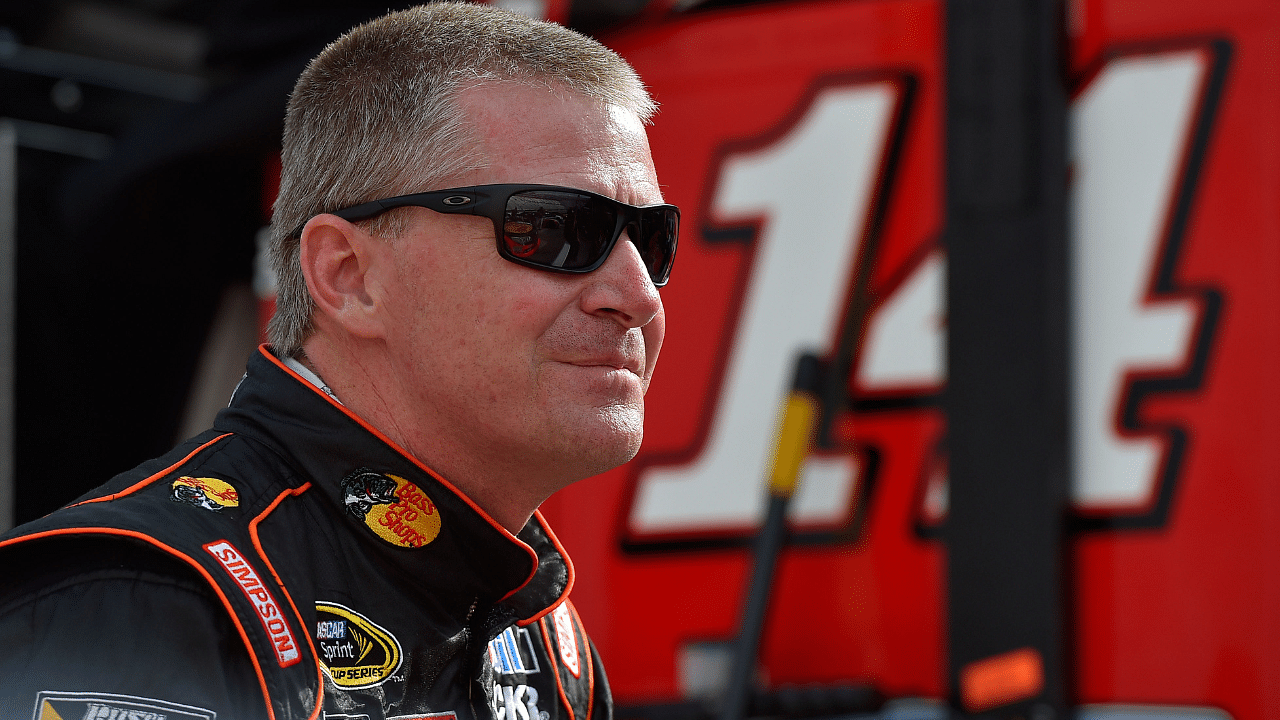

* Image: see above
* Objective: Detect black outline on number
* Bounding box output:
[1070,38,1230,532]
[619,69,917,553]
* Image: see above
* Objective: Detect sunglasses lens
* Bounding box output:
[636,207,679,286]
[504,191,614,270]
[503,190,678,284]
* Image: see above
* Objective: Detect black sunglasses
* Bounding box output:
[306,183,679,287]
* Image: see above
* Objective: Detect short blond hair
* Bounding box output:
[268,2,656,356]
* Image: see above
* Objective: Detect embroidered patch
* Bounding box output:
[487,626,540,675]
[340,469,442,548]
[552,603,581,678]
[316,601,404,689]
[204,540,300,667]
[33,691,216,720]
[171,476,239,511]
[389,715,458,720]
[490,682,547,720]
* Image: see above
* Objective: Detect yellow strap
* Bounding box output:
[768,392,819,497]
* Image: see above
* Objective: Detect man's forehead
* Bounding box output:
[451,80,661,202]
[457,80,631,148]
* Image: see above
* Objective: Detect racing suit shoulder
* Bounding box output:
[0,428,324,719]
[0,532,267,718]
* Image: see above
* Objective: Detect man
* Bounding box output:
[0,4,677,719]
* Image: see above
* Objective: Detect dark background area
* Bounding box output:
[1,0,684,524]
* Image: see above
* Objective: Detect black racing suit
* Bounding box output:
[0,347,611,720]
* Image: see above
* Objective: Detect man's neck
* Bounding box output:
[282,353,342,405]
[298,334,549,534]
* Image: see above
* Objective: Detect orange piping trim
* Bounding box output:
[260,347,542,575]
[249,481,324,720]
[539,615,577,720]
[0,527,278,720]
[569,600,595,720]
[515,510,575,626]
[68,434,233,507]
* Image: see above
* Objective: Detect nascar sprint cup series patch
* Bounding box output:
[315,601,404,689]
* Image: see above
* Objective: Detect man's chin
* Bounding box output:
[559,407,645,478]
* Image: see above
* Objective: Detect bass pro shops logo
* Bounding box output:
[341,469,442,549]
[315,601,403,689]
[170,476,239,512]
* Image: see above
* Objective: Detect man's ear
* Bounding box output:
[299,214,387,339]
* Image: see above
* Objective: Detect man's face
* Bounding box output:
[373,81,666,493]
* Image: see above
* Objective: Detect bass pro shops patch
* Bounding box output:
[170,476,239,512]
[34,691,216,720]
[340,469,442,548]
[316,601,404,689]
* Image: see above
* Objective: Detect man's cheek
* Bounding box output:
[641,314,665,381]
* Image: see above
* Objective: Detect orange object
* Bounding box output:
[960,647,1044,712]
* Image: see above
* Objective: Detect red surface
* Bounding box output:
[1070,0,1280,717]
[539,0,1280,717]
[542,0,947,702]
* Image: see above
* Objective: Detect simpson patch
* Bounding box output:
[340,469,442,548]
[34,691,216,720]
[204,540,301,667]
[316,601,404,689]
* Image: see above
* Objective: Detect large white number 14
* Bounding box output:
[630,82,899,534]
[629,49,1207,537]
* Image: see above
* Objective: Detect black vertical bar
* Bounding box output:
[720,353,823,720]
[944,0,1069,718]
[0,121,13,533]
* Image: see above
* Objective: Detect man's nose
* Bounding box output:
[579,233,663,328]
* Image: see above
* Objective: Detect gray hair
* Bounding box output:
[268,2,657,356]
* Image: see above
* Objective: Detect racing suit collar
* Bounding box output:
[215,345,574,625]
